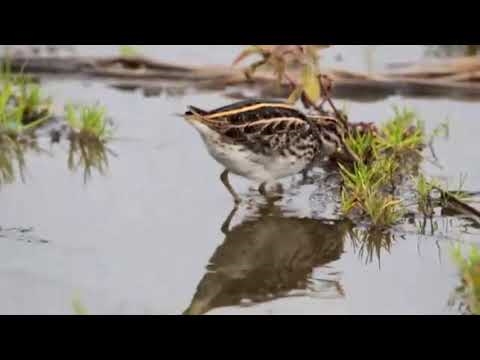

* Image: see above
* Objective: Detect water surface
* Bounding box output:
[0,45,478,314]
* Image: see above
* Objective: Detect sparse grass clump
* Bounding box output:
[344,131,375,163]
[338,107,424,229]
[64,103,113,183]
[451,244,480,315]
[0,82,51,135]
[0,61,52,137]
[375,106,424,154]
[362,191,403,227]
[338,104,459,230]
[65,103,112,141]
[16,81,52,125]
[340,158,404,228]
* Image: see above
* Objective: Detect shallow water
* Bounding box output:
[0,45,479,314]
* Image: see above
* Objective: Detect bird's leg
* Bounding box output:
[259,182,282,203]
[301,168,310,182]
[275,183,284,194]
[259,182,268,197]
[220,169,241,205]
[300,159,316,184]
[221,205,239,235]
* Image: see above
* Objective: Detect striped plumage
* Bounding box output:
[184,99,357,203]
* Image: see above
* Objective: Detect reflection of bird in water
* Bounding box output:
[184,203,353,315]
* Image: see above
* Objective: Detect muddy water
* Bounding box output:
[0,45,479,314]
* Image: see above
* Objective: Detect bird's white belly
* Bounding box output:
[206,140,309,183]
[192,122,310,183]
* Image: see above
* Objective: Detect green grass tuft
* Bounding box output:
[0,61,52,136]
[65,103,112,141]
[375,106,425,154]
[340,159,404,228]
[338,106,449,229]
[345,131,375,163]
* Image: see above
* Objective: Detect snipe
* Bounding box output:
[184,99,358,204]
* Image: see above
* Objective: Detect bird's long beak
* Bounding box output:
[174,110,201,125]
